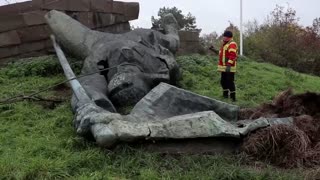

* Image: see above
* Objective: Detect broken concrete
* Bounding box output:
[148,111,240,139]
[130,83,239,122]
[73,83,295,148]
[237,117,294,135]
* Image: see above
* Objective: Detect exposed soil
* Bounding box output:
[240,89,320,168]
[36,83,71,109]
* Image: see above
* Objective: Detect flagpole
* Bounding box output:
[240,0,243,56]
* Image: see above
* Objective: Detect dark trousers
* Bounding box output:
[220,72,236,99]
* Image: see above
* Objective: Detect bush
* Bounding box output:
[243,5,320,76]
[2,55,83,78]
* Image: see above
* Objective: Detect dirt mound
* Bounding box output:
[240,89,320,168]
[239,89,320,120]
[242,124,310,168]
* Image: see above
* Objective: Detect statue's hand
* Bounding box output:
[75,102,152,147]
[74,102,122,136]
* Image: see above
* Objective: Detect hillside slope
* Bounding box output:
[0,55,319,179]
[177,55,320,107]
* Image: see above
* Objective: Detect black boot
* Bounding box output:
[223,90,229,99]
[230,91,236,102]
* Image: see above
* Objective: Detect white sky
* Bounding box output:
[122,0,320,35]
[1,0,319,35]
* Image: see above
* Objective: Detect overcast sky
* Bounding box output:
[1,0,319,35]
[121,0,320,35]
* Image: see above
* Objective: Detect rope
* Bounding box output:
[0,63,135,105]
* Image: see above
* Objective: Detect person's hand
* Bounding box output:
[209,45,219,54]
[226,65,231,72]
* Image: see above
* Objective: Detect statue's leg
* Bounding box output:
[45,10,106,59]
[71,55,116,113]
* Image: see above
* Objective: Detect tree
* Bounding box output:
[244,19,260,37]
[151,7,198,31]
[243,4,320,75]
[312,17,320,37]
[200,23,241,55]
[267,5,299,27]
[200,31,219,50]
[224,22,240,46]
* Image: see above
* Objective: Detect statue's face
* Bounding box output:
[104,45,172,107]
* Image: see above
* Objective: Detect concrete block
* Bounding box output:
[23,10,47,26]
[0,14,25,32]
[40,0,91,11]
[68,12,128,29]
[0,46,19,59]
[17,25,50,42]
[90,0,113,13]
[112,1,124,14]
[130,83,239,122]
[179,31,200,42]
[95,13,127,28]
[123,2,139,20]
[18,40,48,54]
[68,12,95,28]
[0,39,50,59]
[32,0,44,8]
[0,1,37,15]
[0,11,46,33]
[0,30,21,47]
[95,22,130,34]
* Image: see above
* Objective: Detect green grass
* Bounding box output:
[1,55,319,179]
[177,55,320,107]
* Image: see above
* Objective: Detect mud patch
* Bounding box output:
[35,83,71,109]
[52,83,72,98]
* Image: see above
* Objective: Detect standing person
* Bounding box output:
[209,30,238,102]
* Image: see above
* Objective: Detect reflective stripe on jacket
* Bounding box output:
[217,40,238,72]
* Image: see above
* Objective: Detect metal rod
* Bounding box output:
[240,0,243,56]
[50,35,92,105]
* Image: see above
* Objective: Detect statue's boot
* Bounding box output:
[45,10,107,58]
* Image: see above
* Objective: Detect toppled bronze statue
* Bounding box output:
[46,10,293,149]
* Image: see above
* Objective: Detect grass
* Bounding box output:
[177,55,320,107]
[1,55,319,179]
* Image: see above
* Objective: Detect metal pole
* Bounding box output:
[50,35,92,105]
[240,0,243,56]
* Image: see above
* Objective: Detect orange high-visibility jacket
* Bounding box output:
[217,40,238,72]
